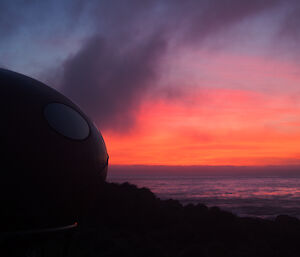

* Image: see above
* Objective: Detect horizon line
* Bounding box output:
[108,164,300,176]
[110,164,300,168]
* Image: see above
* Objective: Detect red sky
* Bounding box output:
[3,0,300,167]
[104,51,300,166]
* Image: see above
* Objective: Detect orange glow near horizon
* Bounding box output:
[102,52,300,166]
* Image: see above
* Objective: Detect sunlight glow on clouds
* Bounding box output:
[104,52,300,166]
[2,0,300,166]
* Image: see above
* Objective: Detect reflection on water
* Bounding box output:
[109,174,300,219]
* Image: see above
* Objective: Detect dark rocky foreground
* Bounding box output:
[3,182,300,257]
[71,182,300,257]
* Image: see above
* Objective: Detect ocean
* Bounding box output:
[108,174,300,219]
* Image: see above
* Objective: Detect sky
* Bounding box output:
[2,0,300,166]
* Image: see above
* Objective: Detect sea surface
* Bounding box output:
[108,174,300,219]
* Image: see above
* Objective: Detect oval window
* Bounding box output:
[44,103,90,140]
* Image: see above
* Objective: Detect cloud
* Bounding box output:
[278,1,300,47]
[1,0,299,132]
[60,0,288,132]
[61,34,166,131]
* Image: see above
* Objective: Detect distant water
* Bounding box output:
[108,174,300,219]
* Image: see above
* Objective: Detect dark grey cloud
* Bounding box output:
[61,34,166,131]
[278,1,300,46]
[60,0,286,132]
[1,0,299,132]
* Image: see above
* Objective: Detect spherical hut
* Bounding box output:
[0,68,108,232]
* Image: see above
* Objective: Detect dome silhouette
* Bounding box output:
[0,68,108,232]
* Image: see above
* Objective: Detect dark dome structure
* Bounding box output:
[0,68,108,232]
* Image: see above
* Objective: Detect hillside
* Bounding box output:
[69,182,300,257]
